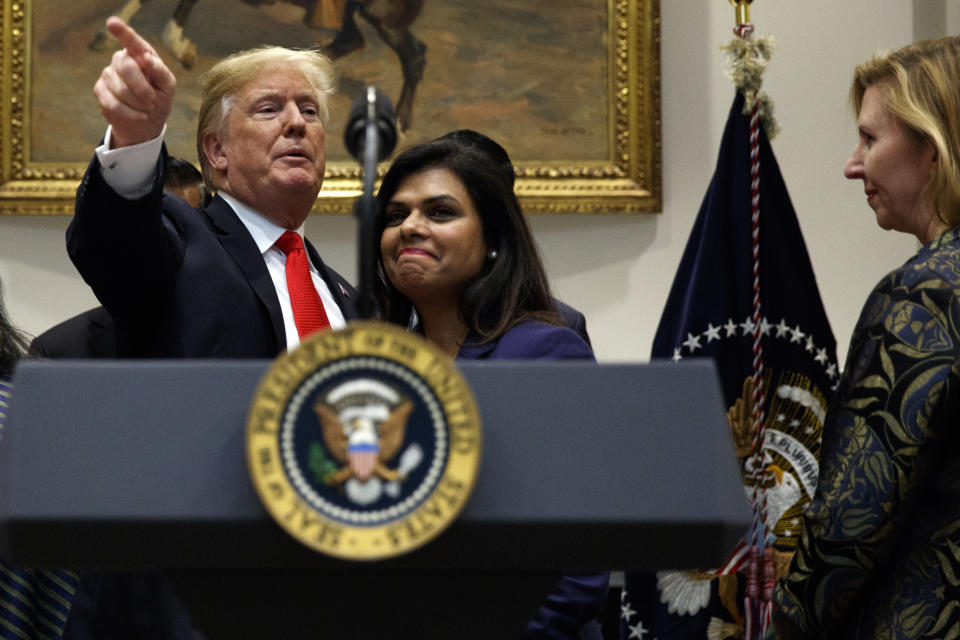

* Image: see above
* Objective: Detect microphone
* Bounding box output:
[344,86,397,163]
[346,87,397,320]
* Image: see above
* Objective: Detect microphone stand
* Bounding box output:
[354,87,381,320]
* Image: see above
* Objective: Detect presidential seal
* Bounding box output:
[246,322,482,561]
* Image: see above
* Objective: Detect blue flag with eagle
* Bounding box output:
[618,90,838,639]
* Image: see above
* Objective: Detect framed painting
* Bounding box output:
[0,0,660,214]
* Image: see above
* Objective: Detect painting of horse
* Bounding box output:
[30,0,608,164]
[88,0,426,130]
[13,0,659,214]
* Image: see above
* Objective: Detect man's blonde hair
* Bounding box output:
[196,46,336,191]
[852,36,960,227]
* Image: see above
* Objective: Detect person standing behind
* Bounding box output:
[0,280,77,639]
[0,282,28,380]
[162,155,208,208]
[774,35,960,638]
[436,129,592,347]
[374,134,608,639]
[68,17,356,359]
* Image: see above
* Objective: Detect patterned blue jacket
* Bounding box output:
[775,227,960,638]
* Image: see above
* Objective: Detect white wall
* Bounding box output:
[949,1,960,36]
[537,0,918,365]
[0,1,924,365]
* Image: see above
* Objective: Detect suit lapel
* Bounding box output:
[205,195,287,350]
[305,238,356,320]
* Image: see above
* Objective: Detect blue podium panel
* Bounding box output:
[0,359,748,571]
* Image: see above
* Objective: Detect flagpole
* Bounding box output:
[730,0,754,39]
[726,4,777,637]
[620,5,837,635]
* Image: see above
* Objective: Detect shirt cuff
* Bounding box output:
[95,125,166,200]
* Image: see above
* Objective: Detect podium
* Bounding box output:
[0,359,748,638]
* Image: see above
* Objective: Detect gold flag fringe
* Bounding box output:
[721,36,779,140]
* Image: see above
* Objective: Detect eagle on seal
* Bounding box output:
[313,399,414,486]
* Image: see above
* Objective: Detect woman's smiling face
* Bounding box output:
[843,83,938,241]
[380,166,488,306]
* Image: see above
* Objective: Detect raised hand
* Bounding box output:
[92,17,177,149]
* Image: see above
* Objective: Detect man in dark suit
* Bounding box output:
[60,17,358,638]
[68,17,355,359]
[29,306,116,359]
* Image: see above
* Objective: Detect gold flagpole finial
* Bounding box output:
[729,0,753,28]
[721,0,777,138]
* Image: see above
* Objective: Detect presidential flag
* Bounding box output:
[619,91,838,639]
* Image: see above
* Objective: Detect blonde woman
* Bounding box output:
[775,36,960,638]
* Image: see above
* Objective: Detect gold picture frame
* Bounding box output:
[0,0,660,215]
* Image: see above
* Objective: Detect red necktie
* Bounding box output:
[275,231,330,339]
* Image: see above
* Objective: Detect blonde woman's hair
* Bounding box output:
[196,46,336,192]
[852,36,960,228]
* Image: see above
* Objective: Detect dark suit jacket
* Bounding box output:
[30,306,116,359]
[553,300,591,349]
[67,151,356,358]
[457,321,607,640]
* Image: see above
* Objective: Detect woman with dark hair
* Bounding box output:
[375,132,608,638]
[0,283,29,380]
[0,281,77,638]
[376,133,577,354]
